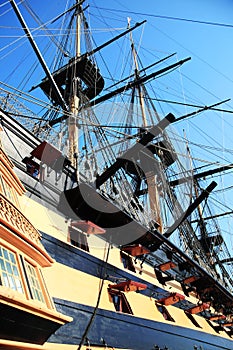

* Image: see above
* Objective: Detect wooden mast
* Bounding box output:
[128,18,163,233]
[128,18,147,128]
[68,1,83,176]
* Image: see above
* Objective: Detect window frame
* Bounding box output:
[108,288,133,314]
[0,242,52,308]
[0,244,25,295]
[24,259,46,304]
[120,251,136,273]
[68,226,89,252]
[0,173,19,206]
[156,304,175,322]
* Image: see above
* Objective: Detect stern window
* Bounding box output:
[0,246,24,294]
[0,244,51,308]
[0,175,13,201]
[24,261,45,303]
[0,174,19,205]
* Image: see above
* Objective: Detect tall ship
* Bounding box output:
[0,1,233,349]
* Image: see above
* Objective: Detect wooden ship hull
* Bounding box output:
[1,1,233,349]
[0,109,233,350]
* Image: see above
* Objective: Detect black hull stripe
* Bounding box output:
[42,232,233,349]
[41,232,188,308]
[49,298,233,350]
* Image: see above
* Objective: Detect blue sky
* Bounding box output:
[1,1,233,165]
[93,0,233,105]
[1,0,233,166]
[1,0,233,108]
[1,0,233,236]
[1,0,233,259]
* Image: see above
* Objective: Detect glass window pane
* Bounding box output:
[15,278,23,293]
[9,252,16,264]
[13,265,19,276]
[0,246,24,294]
[2,272,9,287]
[0,258,6,271]
[25,262,45,303]
[6,262,13,275]
[8,275,16,290]
[3,248,9,261]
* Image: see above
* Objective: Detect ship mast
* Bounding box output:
[128,18,163,232]
[128,18,147,127]
[68,1,83,175]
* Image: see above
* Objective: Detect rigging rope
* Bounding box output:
[77,241,111,350]
[92,6,233,29]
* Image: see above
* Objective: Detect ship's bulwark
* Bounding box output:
[42,233,233,350]
[1,1,233,348]
[51,299,230,350]
[1,99,233,350]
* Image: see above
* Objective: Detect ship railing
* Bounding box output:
[0,193,42,246]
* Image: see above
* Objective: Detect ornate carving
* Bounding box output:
[0,194,42,246]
